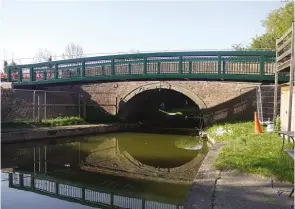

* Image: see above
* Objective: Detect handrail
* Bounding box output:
[6,51,275,68]
[276,24,293,72]
[277,27,293,45]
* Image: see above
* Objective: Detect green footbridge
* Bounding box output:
[4,51,288,86]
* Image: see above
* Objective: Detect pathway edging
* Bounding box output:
[183,134,224,209]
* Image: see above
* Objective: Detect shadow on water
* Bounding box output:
[1,133,210,209]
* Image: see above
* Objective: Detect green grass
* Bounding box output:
[207,121,294,182]
[2,117,87,129]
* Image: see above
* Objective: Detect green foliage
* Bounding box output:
[274,116,281,131]
[2,117,87,129]
[249,1,294,50]
[250,33,277,50]
[42,117,87,126]
[262,1,294,36]
[208,122,294,182]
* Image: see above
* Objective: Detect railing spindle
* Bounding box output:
[259,55,265,76]
[18,67,22,83]
[178,56,183,74]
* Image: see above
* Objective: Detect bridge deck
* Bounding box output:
[5,51,288,86]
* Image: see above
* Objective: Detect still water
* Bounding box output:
[1,132,209,209]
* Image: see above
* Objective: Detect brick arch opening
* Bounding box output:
[117,82,208,129]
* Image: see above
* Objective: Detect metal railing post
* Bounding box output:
[33,91,36,121]
[37,95,41,122]
[8,173,13,187]
[178,56,183,74]
[44,146,47,174]
[259,55,265,76]
[81,61,85,78]
[143,57,147,74]
[111,59,115,75]
[218,55,222,76]
[78,93,81,117]
[33,148,36,175]
[38,147,41,173]
[44,91,47,120]
[54,64,58,79]
[30,67,34,82]
[18,67,22,83]
[7,67,11,82]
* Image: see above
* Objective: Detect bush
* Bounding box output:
[2,117,87,129]
[42,117,87,127]
[274,116,281,131]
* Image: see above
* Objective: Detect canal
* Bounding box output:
[1,132,209,209]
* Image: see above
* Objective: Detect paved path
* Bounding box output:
[184,142,294,209]
[214,171,293,209]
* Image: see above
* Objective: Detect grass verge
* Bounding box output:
[207,121,294,182]
[2,117,87,129]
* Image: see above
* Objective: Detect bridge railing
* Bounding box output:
[5,51,286,85]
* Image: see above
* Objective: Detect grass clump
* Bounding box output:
[207,121,294,182]
[42,116,87,127]
[2,117,87,129]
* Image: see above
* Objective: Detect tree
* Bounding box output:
[62,43,84,59]
[10,60,17,66]
[232,44,248,51]
[249,1,294,50]
[3,60,8,74]
[35,49,53,63]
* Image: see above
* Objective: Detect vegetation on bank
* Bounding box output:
[2,117,87,129]
[207,121,294,182]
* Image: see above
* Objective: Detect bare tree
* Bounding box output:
[35,49,53,63]
[2,60,8,74]
[62,43,84,59]
[232,43,248,51]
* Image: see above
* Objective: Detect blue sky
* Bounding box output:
[0,0,284,69]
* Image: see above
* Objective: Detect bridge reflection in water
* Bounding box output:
[2,133,209,209]
[5,172,184,209]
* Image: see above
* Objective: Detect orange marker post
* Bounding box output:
[254,112,262,134]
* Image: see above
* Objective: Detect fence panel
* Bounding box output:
[1,89,81,122]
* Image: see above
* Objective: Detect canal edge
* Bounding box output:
[1,123,140,144]
[183,134,224,209]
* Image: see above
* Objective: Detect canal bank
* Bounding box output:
[184,131,294,209]
[1,123,139,143]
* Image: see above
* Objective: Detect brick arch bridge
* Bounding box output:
[68,80,260,123]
